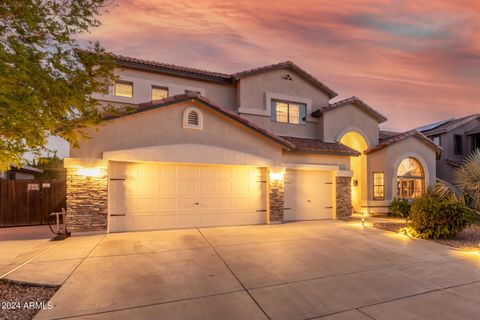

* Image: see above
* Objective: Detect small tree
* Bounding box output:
[434,149,480,215]
[0,1,115,171]
[31,154,65,180]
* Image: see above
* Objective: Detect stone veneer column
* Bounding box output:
[66,167,108,233]
[269,177,285,223]
[336,176,353,218]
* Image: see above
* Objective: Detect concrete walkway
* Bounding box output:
[7,220,478,319]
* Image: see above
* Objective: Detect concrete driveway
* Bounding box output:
[35,220,480,319]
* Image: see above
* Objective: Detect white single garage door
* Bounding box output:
[284,169,334,221]
[109,161,266,232]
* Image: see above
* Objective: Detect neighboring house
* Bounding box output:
[418,114,480,183]
[0,166,43,180]
[65,54,441,233]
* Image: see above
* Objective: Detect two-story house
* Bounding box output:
[64,53,441,233]
[418,114,480,183]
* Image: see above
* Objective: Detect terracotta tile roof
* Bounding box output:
[110,53,233,82]
[419,114,480,136]
[365,130,442,156]
[311,96,388,123]
[379,130,401,140]
[280,136,360,156]
[232,61,338,98]
[103,93,295,150]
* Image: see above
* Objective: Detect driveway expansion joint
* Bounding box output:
[197,228,272,320]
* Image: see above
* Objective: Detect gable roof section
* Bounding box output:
[311,96,388,123]
[379,130,400,140]
[110,53,233,83]
[103,93,294,150]
[232,61,338,98]
[365,130,442,156]
[106,52,338,97]
[280,136,360,156]
[418,114,480,136]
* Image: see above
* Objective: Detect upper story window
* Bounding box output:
[431,136,441,146]
[152,86,168,101]
[183,107,203,129]
[454,134,463,155]
[271,100,306,125]
[114,81,133,98]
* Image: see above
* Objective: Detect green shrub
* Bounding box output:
[389,198,411,218]
[409,192,476,239]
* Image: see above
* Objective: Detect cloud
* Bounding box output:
[79,0,480,131]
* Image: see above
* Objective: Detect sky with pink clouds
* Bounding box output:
[80,0,480,131]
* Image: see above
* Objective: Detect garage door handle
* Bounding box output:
[111,214,126,216]
[194,202,200,205]
[256,209,267,212]
[307,200,311,203]
[325,206,333,209]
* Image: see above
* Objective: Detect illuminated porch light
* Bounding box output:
[76,167,103,178]
[269,168,286,181]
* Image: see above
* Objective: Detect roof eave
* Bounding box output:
[114,60,234,84]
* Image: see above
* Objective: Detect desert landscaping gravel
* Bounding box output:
[372,219,480,252]
[0,280,58,320]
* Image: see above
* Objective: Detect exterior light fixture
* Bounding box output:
[76,168,103,178]
[269,168,286,181]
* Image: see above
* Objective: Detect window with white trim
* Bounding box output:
[271,99,306,125]
[183,107,203,129]
[114,81,133,98]
[151,86,168,101]
[373,172,385,200]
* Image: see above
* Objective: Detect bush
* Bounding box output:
[390,198,411,218]
[409,192,476,239]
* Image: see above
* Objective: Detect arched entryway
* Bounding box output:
[339,131,369,213]
[396,157,425,199]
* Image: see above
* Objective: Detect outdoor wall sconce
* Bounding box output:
[269,168,286,181]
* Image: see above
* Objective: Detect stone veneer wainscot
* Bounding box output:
[336,176,352,218]
[66,168,108,233]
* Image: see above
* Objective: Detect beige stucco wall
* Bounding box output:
[71,100,284,166]
[236,68,331,138]
[366,137,437,206]
[241,114,321,138]
[283,152,350,170]
[321,103,380,146]
[93,67,237,111]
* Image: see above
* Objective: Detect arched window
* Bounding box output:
[183,107,203,129]
[397,158,424,199]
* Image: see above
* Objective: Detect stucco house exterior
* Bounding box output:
[65,54,441,233]
[417,114,480,183]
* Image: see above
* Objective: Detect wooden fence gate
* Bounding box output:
[0,180,66,227]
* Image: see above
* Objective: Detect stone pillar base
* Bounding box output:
[269,172,285,223]
[66,165,108,233]
[336,176,352,218]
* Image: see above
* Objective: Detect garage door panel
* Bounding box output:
[285,169,334,221]
[109,162,265,232]
[159,182,177,195]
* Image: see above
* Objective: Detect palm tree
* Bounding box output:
[435,148,480,214]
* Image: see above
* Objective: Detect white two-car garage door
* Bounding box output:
[109,161,266,232]
[284,169,334,221]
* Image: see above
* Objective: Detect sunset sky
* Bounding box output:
[81,0,480,131]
